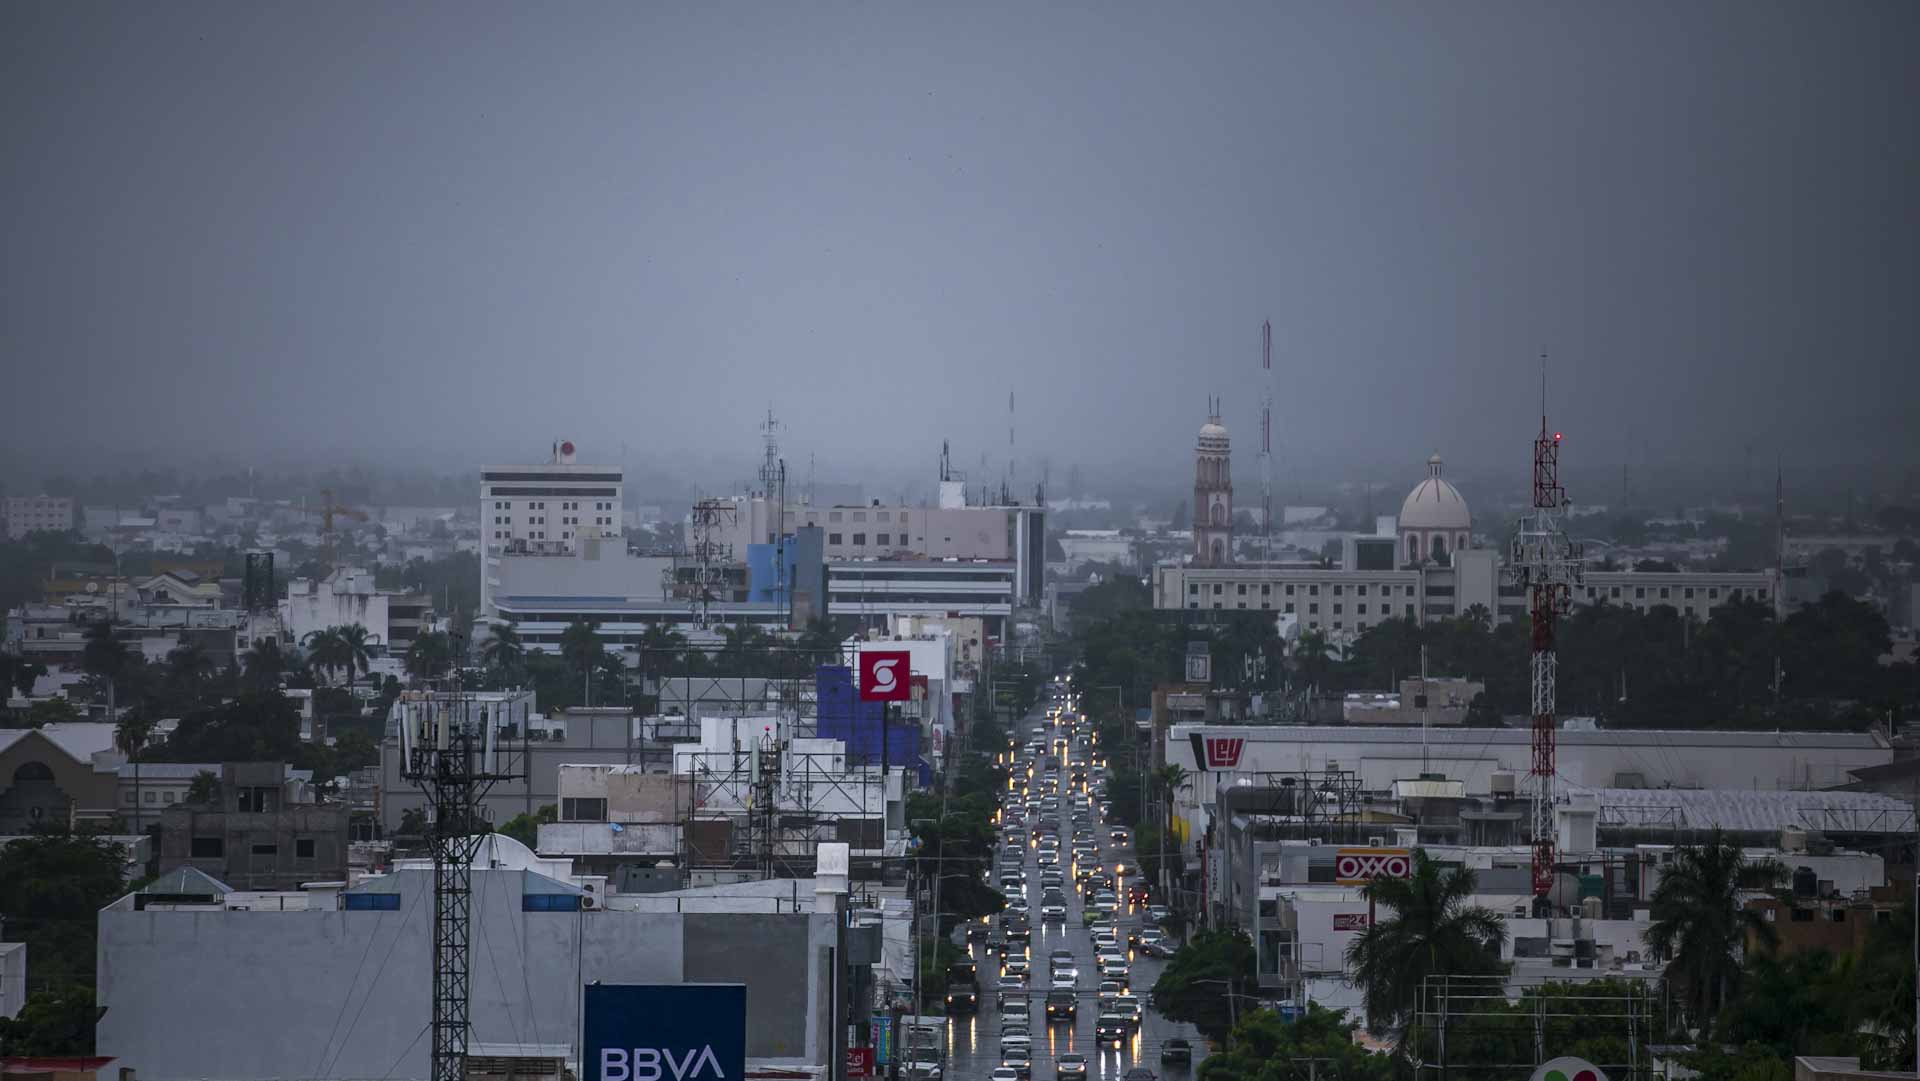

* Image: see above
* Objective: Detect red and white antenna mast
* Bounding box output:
[1509,355,1582,901]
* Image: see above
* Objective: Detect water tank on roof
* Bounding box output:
[1490,771,1517,797]
[1792,866,1818,898]
[1781,826,1808,853]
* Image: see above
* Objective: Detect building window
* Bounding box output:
[1357,585,1367,596]
[1236,584,1247,595]
[852,511,867,522]
[1309,585,1319,596]
[1261,584,1270,595]
[1332,604,1342,615]
[1333,621,1343,629]
[1635,587,1645,599]
[1308,603,1319,614]
[852,533,866,546]
[829,511,843,522]
[1357,604,1367,615]
[296,838,316,859]
[828,533,842,545]
[251,844,278,857]
[1358,622,1368,631]
[344,893,402,911]
[1406,604,1415,616]
[1189,584,1199,595]
[1333,585,1343,596]
[1660,587,1670,599]
[144,790,157,803]
[561,797,607,822]
[1285,603,1295,613]
[163,791,176,803]
[1236,602,1246,609]
[1684,588,1694,599]
[877,533,891,546]
[1213,584,1223,595]
[122,790,135,805]
[1611,587,1621,598]
[191,837,223,858]
[1286,584,1295,596]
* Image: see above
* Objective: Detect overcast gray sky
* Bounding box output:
[4,1,1915,488]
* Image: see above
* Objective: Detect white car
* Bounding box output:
[1040,903,1067,922]
[1050,967,1079,990]
[992,1068,1021,1081]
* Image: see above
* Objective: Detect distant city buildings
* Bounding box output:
[2,494,74,538]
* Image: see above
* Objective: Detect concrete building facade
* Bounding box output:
[1193,414,1233,566]
[156,763,348,890]
[480,442,624,615]
[3,495,75,538]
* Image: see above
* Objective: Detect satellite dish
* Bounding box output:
[1531,1057,1608,1081]
[86,581,99,593]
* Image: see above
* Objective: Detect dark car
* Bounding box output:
[1124,1069,1159,1081]
[1160,1038,1192,1065]
[944,987,978,1013]
[1056,1054,1089,1081]
[1137,940,1175,959]
[1045,989,1077,1021]
[1094,1014,1129,1047]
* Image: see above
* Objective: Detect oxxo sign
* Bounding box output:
[1334,848,1411,886]
[586,984,746,1081]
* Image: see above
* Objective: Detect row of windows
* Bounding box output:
[1190,581,1415,598]
[1188,599,1418,619]
[824,509,896,523]
[828,532,900,547]
[123,789,179,804]
[1588,584,1769,602]
[188,837,318,859]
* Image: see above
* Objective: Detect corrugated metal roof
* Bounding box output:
[1575,785,1917,835]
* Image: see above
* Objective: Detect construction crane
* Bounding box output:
[305,487,369,571]
[1507,366,1583,903]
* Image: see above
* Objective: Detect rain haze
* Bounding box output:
[3,1,1916,490]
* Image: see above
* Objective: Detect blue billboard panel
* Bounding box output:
[585,984,746,1081]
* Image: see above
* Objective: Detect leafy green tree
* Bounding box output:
[905,788,1006,937]
[80,621,130,704]
[497,804,557,848]
[1199,1005,1390,1081]
[1345,849,1507,1035]
[0,831,130,989]
[1646,829,1784,1035]
[1152,928,1259,1044]
[302,627,346,686]
[559,620,602,701]
[0,985,99,1055]
[334,624,379,690]
[162,641,217,709]
[151,692,303,764]
[23,696,81,727]
[114,712,158,832]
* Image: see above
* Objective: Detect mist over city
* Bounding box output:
[2,5,1918,1081]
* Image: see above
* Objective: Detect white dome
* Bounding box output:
[1398,453,1471,531]
[1199,419,1228,439]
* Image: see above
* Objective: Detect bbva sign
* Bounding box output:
[585,984,746,1081]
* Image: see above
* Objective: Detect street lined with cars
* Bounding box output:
[938,684,1201,1081]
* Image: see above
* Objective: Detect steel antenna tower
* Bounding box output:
[1261,320,1274,564]
[399,677,523,1081]
[1508,357,1582,900]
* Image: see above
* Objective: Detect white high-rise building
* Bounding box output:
[479,440,623,616]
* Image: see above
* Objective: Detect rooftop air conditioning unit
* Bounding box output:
[1369,836,1385,847]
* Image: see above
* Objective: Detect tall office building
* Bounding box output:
[479,441,623,616]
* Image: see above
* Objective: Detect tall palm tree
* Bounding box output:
[1345,850,1507,1035]
[303,627,347,686]
[559,620,601,705]
[115,712,157,836]
[1646,829,1785,1035]
[1290,628,1334,691]
[334,624,379,691]
[481,622,526,685]
[165,641,216,708]
[82,620,131,712]
[243,638,290,691]
[405,631,454,684]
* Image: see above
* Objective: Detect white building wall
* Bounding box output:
[281,570,392,645]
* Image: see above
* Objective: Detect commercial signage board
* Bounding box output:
[1333,848,1412,886]
[1332,912,1371,931]
[584,984,745,1081]
[1530,1057,1608,1081]
[858,651,912,702]
[846,1048,875,1078]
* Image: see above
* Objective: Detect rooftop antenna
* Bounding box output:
[1007,388,1017,505]
[1261,320,1274,564]
[1508,350,1582,905]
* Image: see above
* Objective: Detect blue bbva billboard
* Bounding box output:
[585,984,747,1081]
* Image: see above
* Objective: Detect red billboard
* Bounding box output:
[1204,736,1244,768]
[858,651,912,702]
[846,1048,875,1078]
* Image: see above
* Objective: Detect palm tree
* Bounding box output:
[115,712,157,836]
[559,620,601,705]
[334,624,379,691]
[303,627,347,686]
[481,622,526,685]
[186,769,220,806]
[82,620,131,712]
[1646,829,1785,1035]
[164,641,216,708]
[405,631,454,684]
[1290,628,1334,691]
[243,638,290,691]
[1345,849,1507,1035]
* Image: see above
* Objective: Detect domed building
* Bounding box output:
[1193,408,1233,566]
[1399,453,1471,565]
